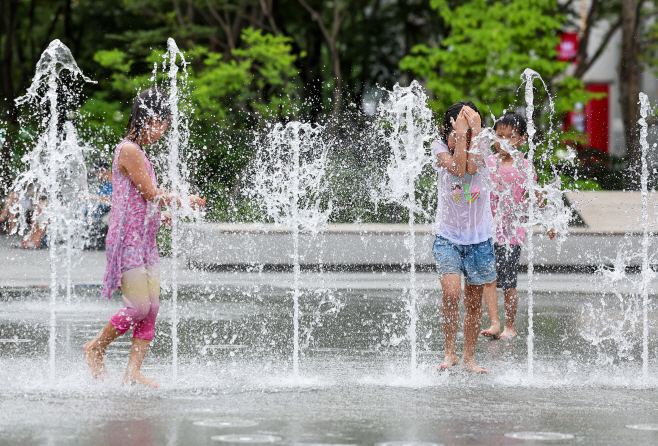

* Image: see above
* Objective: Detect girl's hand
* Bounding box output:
[463,106,482,134]
[189,195,206,211]
[161,211,172,228]
[451,108,469,136]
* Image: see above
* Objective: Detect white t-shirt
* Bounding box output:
[431,138,492,245]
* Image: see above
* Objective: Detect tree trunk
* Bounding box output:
[329,44,342,116]
[297,0,344,116]
[619,0,643,189]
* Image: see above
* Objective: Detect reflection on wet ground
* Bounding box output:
[1,283,657,445]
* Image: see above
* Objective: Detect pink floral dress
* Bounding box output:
[102,140,161,299]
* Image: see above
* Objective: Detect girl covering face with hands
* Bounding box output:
[430,101,495,374]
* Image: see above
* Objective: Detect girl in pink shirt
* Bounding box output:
[84,89,205,387]
[480,112,555,340]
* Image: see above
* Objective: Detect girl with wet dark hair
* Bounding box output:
[441,101,482,146]
[124,88,172,145]
[84,88,205,388]
[430,100,494,374]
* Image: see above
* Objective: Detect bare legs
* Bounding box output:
[84,265,160,387]
[500,288,518,338]
[84,328,158,387]
[480,282,501,338]
[440,274,487,373]
[440,274,460,370]
[124,337,158,388]
[84,322,120,379]
[480,283,518,339]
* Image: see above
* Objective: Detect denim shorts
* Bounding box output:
[494,243,522,290]
[432,235,496,285]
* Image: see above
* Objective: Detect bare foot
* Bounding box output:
[499,327,517,339]
[460,359,487,374]
[123,372,159,388]
[438,354,460,371]
[83,340,109,379]
[480,322,501,339]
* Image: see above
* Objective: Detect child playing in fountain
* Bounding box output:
[432,101,495,374]
[84,159,113,249]
[480,112,556,340]
[84,89,205,388]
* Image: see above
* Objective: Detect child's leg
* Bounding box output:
[480,281,501,338]
[439,273,461,370]
[84,321,120,379]
[496,244,521,339]
[461,284,486,373]
[84,266,151,380]
[124,264,160,388]
[499,287,518,339]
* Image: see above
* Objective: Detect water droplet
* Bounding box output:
[626,424,658,431]
[194,420,259,428]
[375,442,443,446]
[211,434,282,443]
[504,432,574,440]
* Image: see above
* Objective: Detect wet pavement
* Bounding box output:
[1,280,658,446]
[1,234,658,445]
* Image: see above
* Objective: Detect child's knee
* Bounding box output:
[132,301,152,322]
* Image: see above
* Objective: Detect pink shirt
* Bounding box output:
[432,139,492,245]
[487,154,536,245]
[102,140,161,299]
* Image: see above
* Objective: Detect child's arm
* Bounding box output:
[463,107,484,175]
[436,109,470,177]
[118,143,205,209]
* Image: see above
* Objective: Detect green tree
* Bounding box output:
[400,0,599,190]
[0,0,133,194]
[79,27,302,212]
[400,0,590,123]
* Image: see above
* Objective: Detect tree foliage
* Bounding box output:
[400,0,591,119]
[2,0,639,215]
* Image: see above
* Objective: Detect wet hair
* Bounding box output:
[124,88,171,143]
[494,111,527,138]
[441,101,482,143]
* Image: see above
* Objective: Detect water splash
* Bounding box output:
[518,68,570,377]
[375,80,433,373]
[579,244,642,366]
[638,92,652,379]
[248,121,332,377]
[159,37,201,381]
[575,94,654,380]
[12,39,95,383]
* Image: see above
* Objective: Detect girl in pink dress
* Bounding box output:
[84,89,205,387]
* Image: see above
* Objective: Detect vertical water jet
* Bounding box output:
[376,81,432,373]
[161,37,195,382]
[13,39,95,383]
[249,122,331,378]
[638,92,651,380]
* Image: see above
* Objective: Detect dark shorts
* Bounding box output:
[494,243,521,289]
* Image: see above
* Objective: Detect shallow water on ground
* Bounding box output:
[1,283,657,445]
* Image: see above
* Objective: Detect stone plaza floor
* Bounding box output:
[1,234,658,445]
